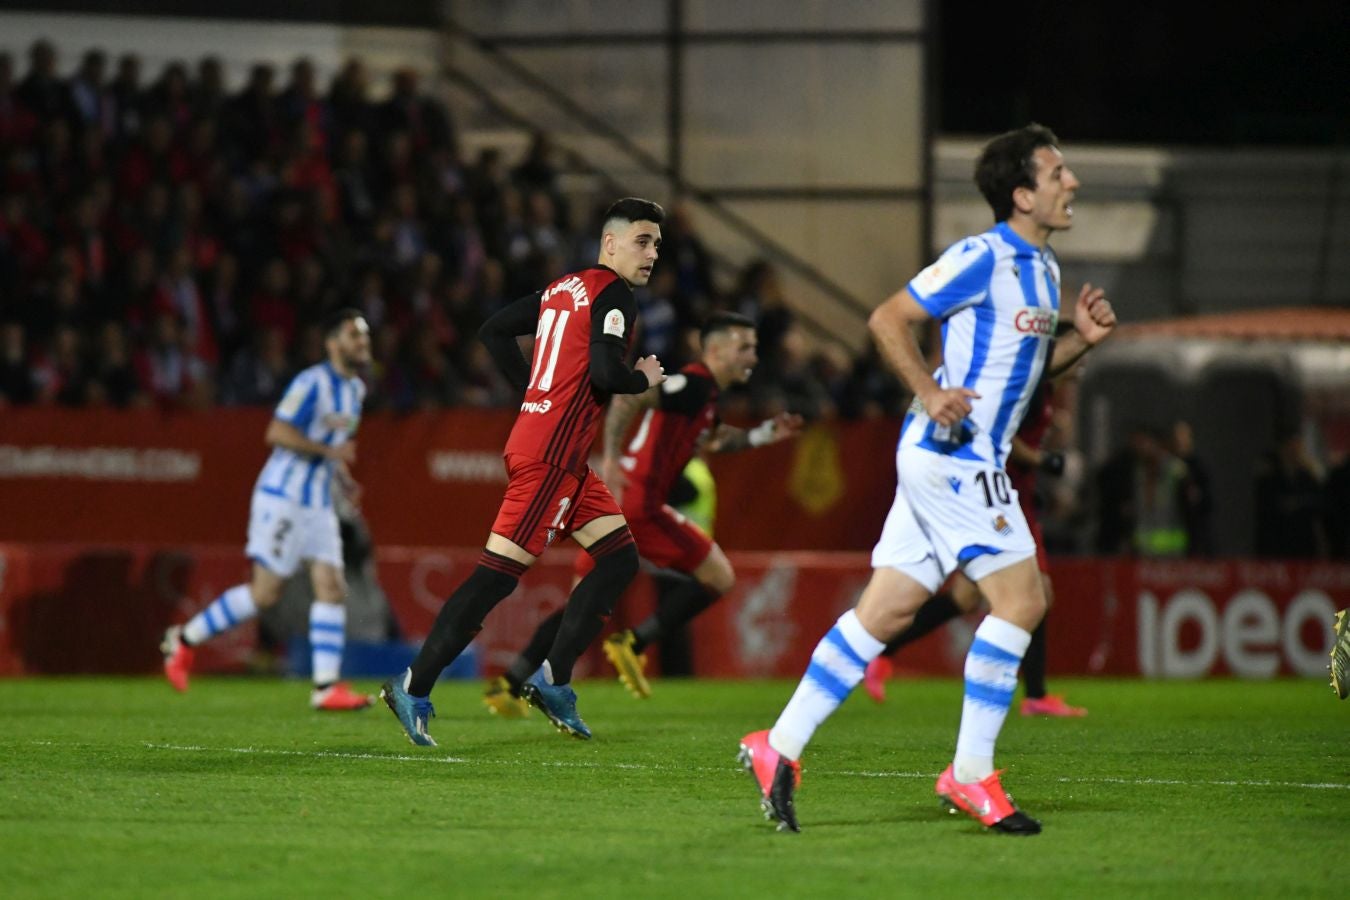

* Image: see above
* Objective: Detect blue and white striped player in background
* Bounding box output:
[740,124,1117,834]
[162,308,375,711]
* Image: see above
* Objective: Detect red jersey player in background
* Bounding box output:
[484,312,801,716]
[860,376,1088,716]
[380,198,667,744]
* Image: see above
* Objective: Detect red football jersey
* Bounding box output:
[619,362,719,515]
[504,266,637,475]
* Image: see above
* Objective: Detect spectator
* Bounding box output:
[192,56,228,124]
[87,320,145,408]
[378,67,453,154]
[32,324,90,406]
[0,52,40,146]
[1172,420,1214,557]
[326,58,374,140]
[221,324,291,406]
[133,311,210,409]
[0,320,37,405]
[68,49,114,137]
[1255,430,1328,558]
[1326,451,1350,560]
[108,53,145,142]
[15,39,66,122]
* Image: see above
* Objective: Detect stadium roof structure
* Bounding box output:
[1116,307,1350,343]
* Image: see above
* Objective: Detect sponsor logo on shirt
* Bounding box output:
[1014,308,1057,336]
[521,399,554,414]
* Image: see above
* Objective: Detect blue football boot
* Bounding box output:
[379,671,437,747]
[521,669,592,740]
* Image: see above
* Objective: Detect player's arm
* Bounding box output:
[589,282,664,394]
[1009,434,1065,476]
[869,289,978,426]
[1047,282,1116,376]
[265,418,354,464]
[478,291,543,391]
[706,413,804,453]
[599,388,658,502]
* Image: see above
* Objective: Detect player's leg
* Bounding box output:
[521,509,639,739]
[163,563,283,691]
[381,457,561,746]
[741,472,940,832]
[741,567,929,833]
[484,605,564,718]
[307,559,372,711]
[605,510,724,697]
[1017,571,1087,717]
[937,554,1045,835]
[864,573,981,702]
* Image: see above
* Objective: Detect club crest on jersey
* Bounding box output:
[992,514,1013,536]
[542,275,591,311]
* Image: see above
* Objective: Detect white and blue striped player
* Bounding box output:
[161,309,375,711]
[741,124,1117,834]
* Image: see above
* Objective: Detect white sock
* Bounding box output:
[954,616,1032,783]
[310,602,346,687]
[768,610,885,761]
[182,585,257,645]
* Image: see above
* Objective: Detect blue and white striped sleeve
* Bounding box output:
[906,237,995,319]
[273,370,319,429]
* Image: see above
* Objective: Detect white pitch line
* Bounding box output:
[138,743,1350,792]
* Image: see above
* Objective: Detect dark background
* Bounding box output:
[936,0,1350,145]
[3,0,1347,145]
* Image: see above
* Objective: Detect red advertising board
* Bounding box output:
[1,542,1341,681]
[0,409,898,551]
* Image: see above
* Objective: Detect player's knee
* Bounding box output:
[249,569,284,608]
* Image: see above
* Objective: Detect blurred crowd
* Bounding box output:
[0,40,904,419]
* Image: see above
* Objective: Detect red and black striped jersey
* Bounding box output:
[1008,381,1054,500]
[619,362,719,515]
[504,266,638,475]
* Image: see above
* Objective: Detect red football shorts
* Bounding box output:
[573,503,714,580]
[491,454,622,557]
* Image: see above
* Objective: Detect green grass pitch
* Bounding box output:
[1,677,1344,899]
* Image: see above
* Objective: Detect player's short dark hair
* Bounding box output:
[974,123,1061,222]
[323,307,366,338]
[700,311,756,343]
[602,197,665,232]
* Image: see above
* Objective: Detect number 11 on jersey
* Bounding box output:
[529,308,571,392]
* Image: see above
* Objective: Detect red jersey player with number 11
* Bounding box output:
[381,198,667,745]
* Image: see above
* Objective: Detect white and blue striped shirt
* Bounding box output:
[900,221,1060,467]
[255,362,365,509]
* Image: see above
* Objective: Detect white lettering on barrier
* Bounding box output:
[0,445,200,481]
[1138,588,1335,678]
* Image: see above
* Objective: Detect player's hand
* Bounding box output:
[601,455,628,505]
[329,442,357,465]
[769,412,804,443]
[920,386,980,427]
[334,460,364,508]
[635,355,666,388]
[1073,282,1116,345]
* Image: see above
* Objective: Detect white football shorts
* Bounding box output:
[871,445,1036,591]
[245,491,343,576]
